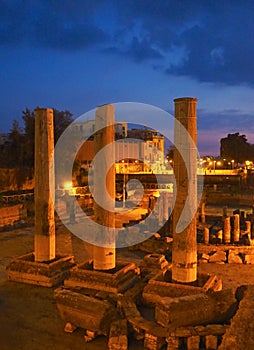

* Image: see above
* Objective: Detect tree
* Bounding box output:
[53,109,73,142]
[220,133,254,163]
[0,108,74,170]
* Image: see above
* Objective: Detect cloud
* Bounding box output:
[0,0,108,50]
[2,0,254,85]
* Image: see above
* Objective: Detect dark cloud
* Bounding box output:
[1,0,254,84]
[0,0,108,49]
[105,37,162,62]
[198,109,254,134]
[113,1,254,85]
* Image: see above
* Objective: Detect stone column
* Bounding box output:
[217,230,223,244]
[172,98,197,283]
[233,214,240,243]
[223,216,231,243]
[246,220,251,238]
[158,194,164,227]
[34,108,55,262]
[203,227,209,244]
[93,104,115,270]
[200,202,205,223]
[163,192,169,222]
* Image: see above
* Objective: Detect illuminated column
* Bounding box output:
[203,227,209,244]
[163,192,169,222]
[93,104,116,270]
[217,230,223,244]
[246,220,251,239]
[34,108,55,262]
[233,214,240,242]
[172,98,197,283]
[223,216,231,243]
[200,202,205,223]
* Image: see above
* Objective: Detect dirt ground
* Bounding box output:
[1,225,254,350]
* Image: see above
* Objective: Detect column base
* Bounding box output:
[6,252,75,287]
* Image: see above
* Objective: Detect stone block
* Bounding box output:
[244,254,254,264]
[228,250,243,264]
[205,334,218,349]
[64,260,139,294]
[6,252,75,287]
[54,287,118,335]
[209,251,226,263]
[144,333,165,350]
[108,319,128,350]
[166,336,179,350]
[155,289,236,328]
[187,336,200,350]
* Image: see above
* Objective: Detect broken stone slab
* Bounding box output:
[143,254,169,270]
[54,287,118,335]
[64,322,77,333]
[170,324,229,338]
[144,333,165,350]
[165,336,179,350]
[218,285,254,350]
[108,319,128,350]
[155,289,236,329]
[209,251,226,263]
[227,250,243,264]
[84,330,97,343]
[244,254,254,264]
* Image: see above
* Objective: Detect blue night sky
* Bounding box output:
[1,0,254,155]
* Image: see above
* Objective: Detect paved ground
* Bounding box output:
[1,224,254,349]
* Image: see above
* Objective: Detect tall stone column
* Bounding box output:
[172,98,197,283]
[233,214,240,243]
[34,108,55,262]
[93,104,115,270]
[223,216,231,243]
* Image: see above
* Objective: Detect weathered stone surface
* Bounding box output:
[64,322,77,333]
[170,324,228,338]
[108,320,128,350]
[142,270,221,306]
[201,253,210,260]
[119,298,168,338]
[93,104,115,270]
[244,254,254,264]
[143,254,168,270]
[34,108,55,262]
[209,251,226,263]
[155,289,236,328]
[64,260,139,293]
[205,334,218,349]
[144,333,165,350]
[166,336,179,350]
[228,250,242,264]
[0,204,27,227]
[172,98,198,283]
[219,285,254,350]
[6,253,75,287]
[54,287,118,335]
[84,330,97,343]
[187,335,200,350]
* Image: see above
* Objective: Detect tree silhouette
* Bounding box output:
[220,133,254,162]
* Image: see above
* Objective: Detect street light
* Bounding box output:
[231,160,235,169]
